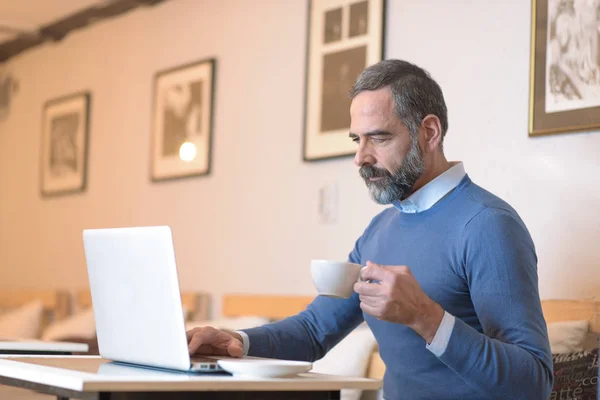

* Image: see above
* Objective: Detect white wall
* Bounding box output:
[0,0,598,316]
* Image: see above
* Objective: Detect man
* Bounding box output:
[187,59,554,399]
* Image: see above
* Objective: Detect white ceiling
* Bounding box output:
[0,0,107,45]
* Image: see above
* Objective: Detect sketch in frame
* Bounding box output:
[40,91,90,197]
[529,0,600,136]
[151,58,215,181]
[303,0,386,161]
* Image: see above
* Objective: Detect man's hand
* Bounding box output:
[353,261,444,344]
[186,327,244,357]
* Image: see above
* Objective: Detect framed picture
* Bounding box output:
[40,91,90,197]
[303,0,386,161]
[150,58,215,181]
[529,0,600,137]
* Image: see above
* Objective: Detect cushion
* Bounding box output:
[0,300,45,339]
[181,306,191,321]
[41,307,96,341]
[185,316,269,331]
[311,323,378,400]
[40,304,191,343]
[551,348,598,400]
[582,332,600,351]
[547,320,589,354]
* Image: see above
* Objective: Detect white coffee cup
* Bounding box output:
[310,260,365,299]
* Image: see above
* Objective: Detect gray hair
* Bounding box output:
[350,59,448,142]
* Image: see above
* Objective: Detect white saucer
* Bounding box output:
[217,358,312,378]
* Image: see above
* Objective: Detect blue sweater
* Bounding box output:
[241,176,553,399]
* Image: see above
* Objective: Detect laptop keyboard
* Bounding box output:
[190,356,219,363]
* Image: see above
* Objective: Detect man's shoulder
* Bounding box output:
[460,178,520,217]
[459,180,530,236]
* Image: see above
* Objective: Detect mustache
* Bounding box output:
[359,165,391,179]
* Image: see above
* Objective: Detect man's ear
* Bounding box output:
[419,114,443,153]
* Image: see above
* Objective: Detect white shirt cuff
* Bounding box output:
[235,330,250,356]
[425,311,455,357]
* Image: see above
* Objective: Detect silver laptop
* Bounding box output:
[82,225,226,373]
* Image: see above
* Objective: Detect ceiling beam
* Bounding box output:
[0,0,169,62]
[0,23,38,35]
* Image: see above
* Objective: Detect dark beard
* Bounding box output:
[359,140,424,204]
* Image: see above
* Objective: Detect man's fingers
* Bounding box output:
[227,341,243,357]
[358,293,382,308]
[188,332,204,354]
[359,301,380,318]
[186,326,213,341]
[187,327,218,354]
[193,344,232,356]
[187,327,243,357]
[186,329,195,341]
[194,344,220,355]
[354,281,381,296]
[360,261,388,282]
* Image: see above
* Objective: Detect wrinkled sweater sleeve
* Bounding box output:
[239,239,366,361]
[437,207,554,399]
[240,293,363,361]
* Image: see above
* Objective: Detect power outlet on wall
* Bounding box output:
[318,182,338,225]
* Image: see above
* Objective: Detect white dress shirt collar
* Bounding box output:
[393,162,466,213]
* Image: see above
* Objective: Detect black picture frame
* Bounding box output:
[40,91,91,197]
[150,58,216,181]
[303,0,386,161]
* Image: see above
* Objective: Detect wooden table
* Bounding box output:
[0,340,89,355]
[0,355,381,400]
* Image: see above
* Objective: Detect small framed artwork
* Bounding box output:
[529,0,600,137]
[150,58,215,181]
[303,0,386,161]
[40,91,90,197]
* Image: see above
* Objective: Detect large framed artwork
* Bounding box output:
[303,0,386,161]
[529,0,600,137]
[150,58,215,181]
[40,91,90,197]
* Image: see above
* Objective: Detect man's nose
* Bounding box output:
[354,142,376,167]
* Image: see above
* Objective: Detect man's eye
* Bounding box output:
[351,137,360,143]
[372,138,387,143]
